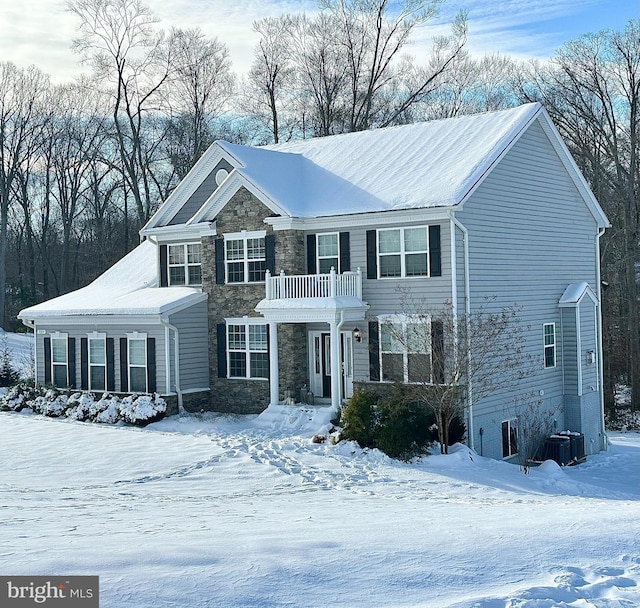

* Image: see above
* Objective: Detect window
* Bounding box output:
[128,336,147,393]
[51,335,68,387]
[502,419,518,458]
[317,233,339,274]
[378,227,429,278]
[168,243,202,286]
[227,321,268,379]
[225,232,266,283]
[543,323,556,368]
[379,317,431,383]
[88,334,106,391]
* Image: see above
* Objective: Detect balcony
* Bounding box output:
[264,268,362,300]
[256,268,368,323]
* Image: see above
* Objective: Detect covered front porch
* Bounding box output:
[256,268,368,412]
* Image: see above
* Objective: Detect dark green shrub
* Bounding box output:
[375,385,433,460]
[0,345,20,387]
[339,389,378,449]
[340,386,434,460]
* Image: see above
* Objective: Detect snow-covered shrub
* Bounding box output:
[1,383,167,426]
[606,408,640,432]
[119,393,167,425]
[91,393,121,424]
[66,392,96,421]
[0,381,47,411]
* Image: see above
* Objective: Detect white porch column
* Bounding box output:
[329,320,341,412]
[269,322,279,405]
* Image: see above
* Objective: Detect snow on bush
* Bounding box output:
[119,394,167,425]
[606,408,640,432]
[0,384,167,426]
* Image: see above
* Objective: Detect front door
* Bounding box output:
[308,331,354,401]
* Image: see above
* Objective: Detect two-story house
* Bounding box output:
[18,102,610,460]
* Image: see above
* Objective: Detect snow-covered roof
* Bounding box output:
[18,240,206,320]
[217,103,542,218]
[559,282,598,307]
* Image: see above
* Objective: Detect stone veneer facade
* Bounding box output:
[198,187,308,414]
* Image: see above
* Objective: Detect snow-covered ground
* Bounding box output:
[1,403,639,607]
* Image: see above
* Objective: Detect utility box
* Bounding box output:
[558,431,585,462]
[540,436,572,466]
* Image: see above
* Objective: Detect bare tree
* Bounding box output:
[389,291,532,454]
[0,62,49,328]
[287,13,349,136]
[245,16,296,144]
[165,27,235,177]
[320,0,466,131]
[68,0,172,226]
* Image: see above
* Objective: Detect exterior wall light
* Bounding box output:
[353,327,362,342]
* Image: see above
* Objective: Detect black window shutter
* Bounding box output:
[431,320,445,383]
[106,338,115,392]
[80,338,88,390]
[366,230,377,279]
[120,338,128,393]
[368,321,380,381]
[339,232,350,272]
[306,234,317,274]
[67,337,76,388]
[429,225,441,277]
[265,234,276,275]
[159,244,168,287]
[215,237,225,284]
[147,337,156,393]
[217,323,227,378]
[44,337,52,384]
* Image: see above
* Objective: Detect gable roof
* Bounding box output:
[18,241,206,320]
[559,282,599,307]
[144,102,609,230]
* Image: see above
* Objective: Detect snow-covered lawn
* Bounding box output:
[1,405,638,607]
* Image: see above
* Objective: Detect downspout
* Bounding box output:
[595,227,607,450]
[451,214,474,451]
[161,317,183,411]
[21,318,37,386]
[336,310,346,410]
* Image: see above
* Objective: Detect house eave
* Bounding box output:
[264,207,455,231]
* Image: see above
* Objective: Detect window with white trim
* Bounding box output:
[502,419,518,458]
[88,334,106,391]
[378,227,429,278]
[543,323,556,368]
[317,233,339,274]
[168,243,202,286]
[128,334,147,393]
[225,232,266,283]
[379,316,431,383]
[227,321,268,379]
[51,334,68,387]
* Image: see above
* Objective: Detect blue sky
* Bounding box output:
[0,0,636,83]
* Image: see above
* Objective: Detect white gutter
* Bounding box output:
[596,227,607,450]
[451,214,474,451]
[161,317,183,410]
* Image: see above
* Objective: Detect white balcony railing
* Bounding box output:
[264,268,363,301]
